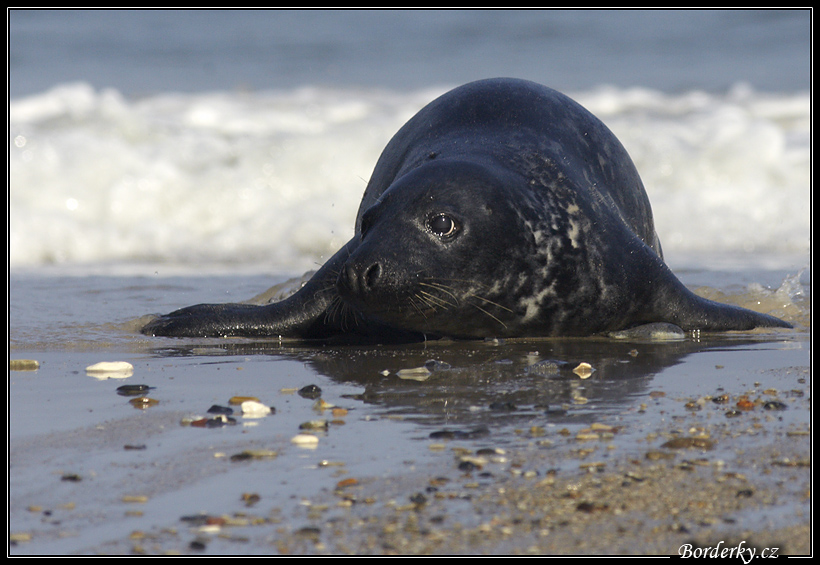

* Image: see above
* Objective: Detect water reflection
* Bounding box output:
[142,333,793,432]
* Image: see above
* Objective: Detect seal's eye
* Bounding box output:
[427,213,459,238]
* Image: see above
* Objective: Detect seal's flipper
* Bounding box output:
[141,240,354,339]
[645,263,792,332]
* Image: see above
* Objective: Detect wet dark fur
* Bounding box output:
[142,78,791,340]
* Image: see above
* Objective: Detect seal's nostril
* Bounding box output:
[364,263,381,290]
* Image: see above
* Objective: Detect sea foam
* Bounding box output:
[10,82,809,273]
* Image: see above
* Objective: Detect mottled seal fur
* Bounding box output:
[141,78,791,340]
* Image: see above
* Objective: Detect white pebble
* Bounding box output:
[85,361,134,378]
[241,400,272,417]
[396,366,432,381]
[291,433,319,448]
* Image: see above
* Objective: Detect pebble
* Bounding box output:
[9,359,39,371]
[312,398,335,411]
[429,426,490,440]
[396,366,432,381]
[299,420,329,431]
[189,415,237,428]
[336,477,359,489]
[207,404,234,415]
[241,400,272,417]
[291,433,320,447]
[229,396,259,405]
[230,449,278,461]
[116,384,154,397]
[242,492,261,506]
[763,400,788,411]
[298,384,322,399]
[85,361,134,377]
[129,397,159,409]
[660,437,715,450]
[573,362,594,378]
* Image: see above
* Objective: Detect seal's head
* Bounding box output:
[337,159,528,338]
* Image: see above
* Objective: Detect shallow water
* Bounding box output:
[8,264,811,554]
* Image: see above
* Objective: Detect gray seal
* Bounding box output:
[141,78,791,340]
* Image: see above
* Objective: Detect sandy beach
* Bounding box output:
[9,11,810,555]
[8,267,810,555]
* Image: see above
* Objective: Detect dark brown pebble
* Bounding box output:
[409,492,428,506]
[429,426,490,440]
[763,400,788,411]
[294,526,321,542]
[189,539,207,551]
[660,437,715,450]
[61,473,82,482]
[116,384,154,396]
[458,460,480,472]
[242,493,261,506]
[298,384,322,399]
[180,514,211,526]
[207,404,234,415]
[576,501,609,513]
[191,415,237,428]
[124,444,147,450]
[488,401,517,411]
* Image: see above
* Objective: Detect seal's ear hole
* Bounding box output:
[427,213,460,239]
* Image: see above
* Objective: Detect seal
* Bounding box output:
[141,78,791,340]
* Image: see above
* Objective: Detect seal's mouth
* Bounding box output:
[337,263,514,339]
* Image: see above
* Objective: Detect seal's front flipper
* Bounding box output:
[141,303,278,338]
[141,240,356,339]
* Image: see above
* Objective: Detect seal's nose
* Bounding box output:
[338,260,383,297]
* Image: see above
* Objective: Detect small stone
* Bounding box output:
[9,532,32,543]
[763,400,788,411]
[116,384,154,396]
[241,400,272,417]
[86,361,134,376]
[396,366,432,381]
[9,359,39,371]
[291,433,320,447]
[299,420,329,431]
[241,493,261,506]
[661,437,714,450]
[129,397,159,409]
[573,362,594,378]
[229,396,259,405]
[311,398,334,412]
[735,397,755,410]
[298,384,322,399]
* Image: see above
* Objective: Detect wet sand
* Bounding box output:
[8,268,811,556]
